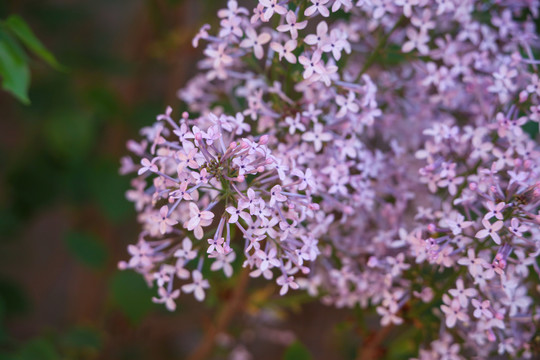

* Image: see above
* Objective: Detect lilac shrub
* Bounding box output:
[119,0,540,358]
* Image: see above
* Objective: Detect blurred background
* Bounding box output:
[0,1,362,359]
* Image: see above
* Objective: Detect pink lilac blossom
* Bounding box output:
[120,0,540,358]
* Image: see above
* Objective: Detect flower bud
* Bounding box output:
[259,134,269,145]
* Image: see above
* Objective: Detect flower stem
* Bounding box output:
[187,267,250,360]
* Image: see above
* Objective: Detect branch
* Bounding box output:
[187,267,251,360]
[356,324,394,360]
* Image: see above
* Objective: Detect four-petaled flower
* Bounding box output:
[441,294,469,328]
[271,39,298,63]
[269,185,287,206]
[472,298,493,319]
[226,205,251,224]
[484,201,505,220]
[448,278,477,307]
[402,27,430,55]
[476,219,504,245]
[299,51,323,79]
[259,0,287,21]
[152,287,180,311]
[240,27,271,59]
[182,270,210,301]
[305,0,330,18]
[508,218,528,237]
[152,205,178,234]
[291,168,317,191]
[302,123,332,152]
[276,11,307,40]
[185,202,215,239]
[277,274,299,295]
[139,158,158,175]
[256,248,281,271]
[174,237,198,261]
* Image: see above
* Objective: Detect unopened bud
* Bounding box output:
[519,90,528,103]
[486,329,496,342]
[367,256,379,268]
[259,134,269,145]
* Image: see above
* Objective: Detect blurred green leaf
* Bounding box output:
[3,15,61,69]
[0,323,7,345]
[523,121,538,139]
[65,232,108,269]
[0,205,20,239]
[89,159,132,222]
[283,340,312,360]
[384,327,417,360]
[0,29,30,104]
[61,326,102,351]
[0,279,29,316]
[110,271,156,324]
[43,110,96,162]
[381,44,408,66]
[13,338,59,360]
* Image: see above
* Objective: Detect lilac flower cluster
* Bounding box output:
[120,0,540,357]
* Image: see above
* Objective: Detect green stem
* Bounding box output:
[355,15,406,82]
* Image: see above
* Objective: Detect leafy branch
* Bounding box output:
[0,15,62,104]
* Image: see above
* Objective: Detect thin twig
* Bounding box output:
[187,267,251,360]
[356,324,394,360]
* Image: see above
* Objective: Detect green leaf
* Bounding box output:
[384,326,417,360]
[523,121,539,139]
[283,340,312,360]
[88,159,132,222]
[0,279,29,316]
[3,15,61,69]
[61,326,102,351]
[43,110,96,162]
[110,271,156,324]
[65,231,108,269]
[0,29,30,104]
[15,338,59,360]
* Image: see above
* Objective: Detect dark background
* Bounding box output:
[0,1,356,359]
